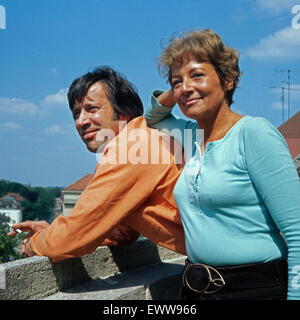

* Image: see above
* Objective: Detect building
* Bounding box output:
[62,174,94,216]
[0,193,24,224]
[53,196,63,218]
[278,110,300,159]
[278,110,300,177]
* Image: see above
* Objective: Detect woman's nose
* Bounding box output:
[181,78,194,94]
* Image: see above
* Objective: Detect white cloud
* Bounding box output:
[269,84,300,113]
[271,101,283,110]
[270,84,300,97]
[246,27,300,61]
[50,68,58,74]
[41,88,68,107]
[291,84,300,96]
[255,0,299,15]
[2,121,22,130]
[0,97,40,115]
[43,125,64,135]
[0,89,69,117]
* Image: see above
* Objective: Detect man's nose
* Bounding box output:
[76,110,91,127]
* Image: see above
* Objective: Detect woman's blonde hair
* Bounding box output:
[158,29,241,106]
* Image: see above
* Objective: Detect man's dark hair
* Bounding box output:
[67,66,143,120]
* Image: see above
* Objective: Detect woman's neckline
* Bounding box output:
[202,115,250,150]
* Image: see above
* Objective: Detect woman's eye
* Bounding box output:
[192,73,204,78]
[171,79,181,88]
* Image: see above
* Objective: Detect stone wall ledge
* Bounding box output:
[0,239,185,300]
[44,256,185,300]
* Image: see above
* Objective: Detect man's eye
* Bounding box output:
[73,111,80,119]
[88,106,99,112]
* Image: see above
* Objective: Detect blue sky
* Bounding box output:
[0,0,300,187]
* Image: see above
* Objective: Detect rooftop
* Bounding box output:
[0,193,25,203]
[63,174,94,192]
[278,110,300,138]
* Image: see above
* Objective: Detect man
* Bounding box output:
[8,66,186,262]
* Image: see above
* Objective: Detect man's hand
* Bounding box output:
[7,220,49,239]
[7,220,49,258]
[157,89,176,108]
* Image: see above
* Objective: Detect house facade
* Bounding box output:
[62,174,94,216]
[0,193,24,224]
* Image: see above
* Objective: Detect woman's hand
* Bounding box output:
[157,89,176,107]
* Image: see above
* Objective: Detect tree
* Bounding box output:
[21,199,36,221]
[32,188,57,222]
[0,214,23,263]
[0,180,62,263]
[0,179,62,223]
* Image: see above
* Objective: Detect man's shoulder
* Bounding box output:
[121,116,179,146]
[99,116,184,167]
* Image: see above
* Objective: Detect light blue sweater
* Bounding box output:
[145,90,300,300]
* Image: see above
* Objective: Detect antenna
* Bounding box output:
[279,69,300,119]
[270,86,285,123]
[271,86,300,123]
[283,69,291,119]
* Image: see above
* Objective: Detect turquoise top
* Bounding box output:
[144,90,300,300]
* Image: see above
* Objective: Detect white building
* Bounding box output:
[62,174,93,216]
[0,193,24,224]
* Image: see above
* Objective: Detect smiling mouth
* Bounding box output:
[183,98,201,107]
[83,129,98,140]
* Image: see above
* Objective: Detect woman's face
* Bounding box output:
[170,59,229,123]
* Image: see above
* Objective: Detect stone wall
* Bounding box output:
[0,239,185,300]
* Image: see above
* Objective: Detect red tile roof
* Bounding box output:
[64,174,94,191]
[277,110,300,159]
[0,193,25,202]
[278,111,300,138]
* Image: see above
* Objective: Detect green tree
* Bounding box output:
[0,179,38,202]
[0,214,22,263]
[0,179,62,223]
[21,199,36,221]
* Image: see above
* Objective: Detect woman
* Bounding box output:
[144,29,300,300]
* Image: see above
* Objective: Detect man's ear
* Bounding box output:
[119,114,130,121]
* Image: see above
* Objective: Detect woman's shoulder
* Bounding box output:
[240,115,280,136]
[239,115,288,152]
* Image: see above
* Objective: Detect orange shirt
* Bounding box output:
[28,117,186,262]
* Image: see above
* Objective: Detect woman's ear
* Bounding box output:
[225,79,234,91]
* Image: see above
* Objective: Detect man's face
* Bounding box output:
[72,82,127,153]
